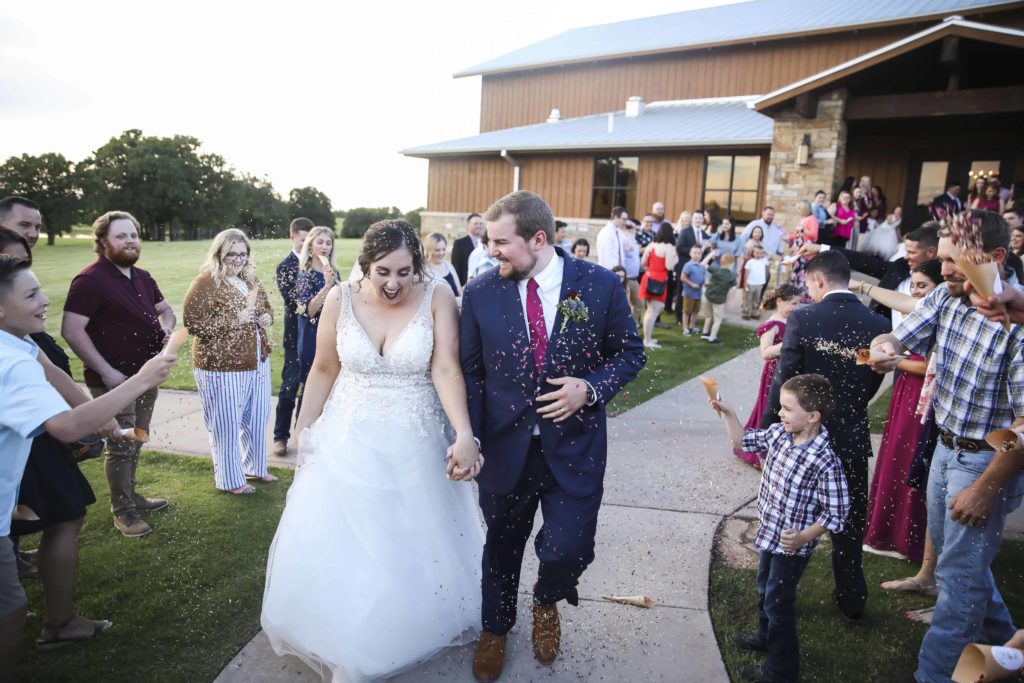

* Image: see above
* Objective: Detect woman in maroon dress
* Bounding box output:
[732,284,801,469]
[860,260,943,566]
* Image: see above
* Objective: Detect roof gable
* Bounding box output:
[455,0,1019,78]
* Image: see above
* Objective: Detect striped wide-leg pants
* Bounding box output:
[194,359,272,490]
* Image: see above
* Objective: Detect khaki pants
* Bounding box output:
[742,287,763,318]
[626,279,642,323]
[89,386,159,515]
[700,296,726,325]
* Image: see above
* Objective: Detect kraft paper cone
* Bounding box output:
[13,504,40,522]
[985,428,1023,452]
[855,348,897,365]
[952,643,1024,682]
[116,428,149,442]
[317,254,330,267]
[700,376,722,415]
[602,595,655,608]
[957,255,1012,333]
[162,328,189,356]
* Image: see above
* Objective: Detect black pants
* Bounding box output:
[830,453,868,613]
[273,342,301,442]
[478,439,602,635]
[664,270,677,314]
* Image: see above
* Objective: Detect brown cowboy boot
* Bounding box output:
[532,600,560,665]
[472,632,507,682]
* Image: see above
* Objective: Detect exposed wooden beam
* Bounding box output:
[940,36,961,91]
[794,92,819,118]
[845,86,1024,120]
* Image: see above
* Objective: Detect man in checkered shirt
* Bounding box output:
[870,209,1024,683]
[713,374,848,683]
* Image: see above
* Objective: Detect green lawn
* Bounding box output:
[30,236,362,392]
[16,453,293,682]
[710,536,1024,682]
[869,386,894,435]
[608,318,758,415]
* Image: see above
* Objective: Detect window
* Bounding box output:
[702,155,761,222]
[591,156,638,219]
[916,161,949,205]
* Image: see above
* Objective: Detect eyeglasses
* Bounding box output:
[223,253,249,262]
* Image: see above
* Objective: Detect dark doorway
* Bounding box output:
[905,150,1013,227]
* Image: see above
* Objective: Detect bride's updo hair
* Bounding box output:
[357,219,425,282]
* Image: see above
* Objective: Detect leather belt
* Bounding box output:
[938,429,991,453]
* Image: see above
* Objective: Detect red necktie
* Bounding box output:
[526,278,548,375]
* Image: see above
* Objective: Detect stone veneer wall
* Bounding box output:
[764,88,848,230]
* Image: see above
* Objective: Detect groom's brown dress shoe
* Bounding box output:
[532,601,560,665]
[472,632,507,682]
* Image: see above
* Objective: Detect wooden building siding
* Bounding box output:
[426,157,514,212]
[518,155,593,217]
[478,8,1024,132]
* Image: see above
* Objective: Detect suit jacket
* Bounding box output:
[761,292,890,462]
[833,247,909,324]
[460,248,646,498]
[451,234,475,286]
[932,192,962,218]
[674,227,710,275]
[276,253,300,352]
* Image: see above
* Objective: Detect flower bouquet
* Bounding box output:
[947,211,1011,332]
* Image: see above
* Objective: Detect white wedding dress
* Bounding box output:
[262,279,484,682]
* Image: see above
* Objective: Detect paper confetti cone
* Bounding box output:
[855,348,897,366]
[956,254,1012,333]
[116,428,149,442]
[602,595,655,608]
[700,376,722,415]
[317,254,330,267]
[985,428,1023,452]
[952,643,1024,682]
[162,328,190,356]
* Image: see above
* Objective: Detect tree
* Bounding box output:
[0,153,82,245]
[403,207,424,231]
[288,186,334,230]
[341,206,401,238]
[234,175,290,239]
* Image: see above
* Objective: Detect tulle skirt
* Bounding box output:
[261,399,484,682]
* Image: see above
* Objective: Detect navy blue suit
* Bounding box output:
[460,247,645,634]
[273,252,301,442]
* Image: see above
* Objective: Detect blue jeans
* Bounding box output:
[757,550,810,683]
[915,442,1024,682]
[272,342,301,443]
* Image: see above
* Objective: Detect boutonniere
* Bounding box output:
[557,290,589,333]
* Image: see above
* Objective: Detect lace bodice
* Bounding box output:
[314,279,447,442]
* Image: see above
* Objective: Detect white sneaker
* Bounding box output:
[644,339,661,349]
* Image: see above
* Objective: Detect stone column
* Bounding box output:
[764,88,848,230]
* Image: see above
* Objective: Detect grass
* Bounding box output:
[16,452,293,682]
[608,316,759,415]
[30,236,363,393]
[710,535,1024,682]
[869,386,894,435]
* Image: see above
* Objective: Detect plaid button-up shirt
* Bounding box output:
[894,283,1024,440]
[742,423,849,557]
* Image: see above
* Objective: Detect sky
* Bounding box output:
[1,0,737,212]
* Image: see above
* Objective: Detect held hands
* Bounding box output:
[536,377,589,423]
[446,435,483,481]
[780,528,807,553]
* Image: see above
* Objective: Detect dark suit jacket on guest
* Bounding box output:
[832,247,909,325]
[931,192,962,218]
[276,252,300,352]
[673,227,711,275]
[460,248,646,499]
[761,292,890,463]
[451,234,475,286]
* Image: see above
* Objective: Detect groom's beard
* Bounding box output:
[499,254,538,282]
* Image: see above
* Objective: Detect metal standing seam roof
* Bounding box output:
[454,0,1018,77]
[400,97,773,158]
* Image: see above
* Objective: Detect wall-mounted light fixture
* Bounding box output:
[796,134,811,165]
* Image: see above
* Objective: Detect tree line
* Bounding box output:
[0,130,422,245]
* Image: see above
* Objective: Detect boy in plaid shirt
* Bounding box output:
[711,374,849,683]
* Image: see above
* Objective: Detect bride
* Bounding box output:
[261,220,485,682]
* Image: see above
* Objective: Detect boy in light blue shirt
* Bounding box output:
[0,255,175,676]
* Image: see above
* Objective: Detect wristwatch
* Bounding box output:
[585,382,597,406]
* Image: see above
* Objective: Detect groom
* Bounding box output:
[460,191,645,681]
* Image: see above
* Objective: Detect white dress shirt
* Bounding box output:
[891,277,911,328]
[596,222,624,270]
